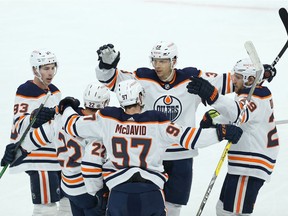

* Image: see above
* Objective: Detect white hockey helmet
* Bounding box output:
[30,49,58,69]
[150,41,178,61]
[83,82,110,109]
[232,58,257,87]
[116,79,145,107]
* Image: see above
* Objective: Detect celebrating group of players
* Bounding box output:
[1,41,279,216]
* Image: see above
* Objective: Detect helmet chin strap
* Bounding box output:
[34,68,49,88]
[162,69,175,82]
[162,61,176,82]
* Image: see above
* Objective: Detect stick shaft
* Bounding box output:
[0,92,52,179]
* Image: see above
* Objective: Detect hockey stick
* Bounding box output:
[196,41,263,216]
[271,8,288,68]
[0,91,52,179]
[275,119,288,125]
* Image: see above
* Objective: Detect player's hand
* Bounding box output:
[1,143,17,166]
[95,185,109,214]
[31,107,55,128]
[262,64,276,83]
[187,77,219,105]
[200,109,220,128]
[58,97,80,114]
[97,44,120,69]
[216,124,243,144]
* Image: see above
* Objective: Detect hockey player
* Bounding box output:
[95,42,234,215]
[187,58,279,215]
[4,49,71,216]
[58,79,243,216]
[5,83,110,216]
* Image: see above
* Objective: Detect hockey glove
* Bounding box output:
[187,77,219,105]
[1,143,17,166]
[216,124,243,144]
[262,64,276,83]
[58,96,80,114]
[31,107,55,128]
[95,185,109,215]
[97,44,120,70]
[200,109,220,128]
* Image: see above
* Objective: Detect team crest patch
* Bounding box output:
[153,95,182,121]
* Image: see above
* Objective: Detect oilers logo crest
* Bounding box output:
[153,95,182,122]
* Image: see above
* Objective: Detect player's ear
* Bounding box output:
[32,66,38,76]
[247,76,255,86]
[172,58,177,67]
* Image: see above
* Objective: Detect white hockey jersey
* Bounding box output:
[9,81,61,173]
[20,109,106,196]
[212,86,279,182]
[96,66,233,160]
[61,106,224,190]
[81,140,107,196]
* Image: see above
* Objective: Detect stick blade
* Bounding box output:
[244,41,264,102]
[244,41,264,73]
[279,8,288,35]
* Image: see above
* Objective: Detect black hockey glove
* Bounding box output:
[216,124,243,144]
[58,97,80,114]
[31,107,55,128]
[97,44,120,70]
[95,185,109,215]
[1,143,17,166]
[262,64,276,82]
[187,77,219,105]
[200,109,220,128]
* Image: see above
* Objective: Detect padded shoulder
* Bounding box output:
[240,86,271,98]
[99,107,169,123]
[16,81,60,98]
[135,67,201,87]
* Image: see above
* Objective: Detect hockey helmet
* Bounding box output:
[232,58,257,87]
[30,49,58,69]
[150,41,178,60]
[116,79,145,107]
[83,82,110,109]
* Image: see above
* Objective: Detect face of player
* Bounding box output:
[232,73,245,94]
[34,63,57,88]
[151,58,175,81]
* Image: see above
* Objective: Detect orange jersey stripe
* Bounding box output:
[107,69,119,89]
[81,167,102,173]
[226,73,231,93]
[16,93,47,99]
[67,115,78,136]
[28,153,57,158]
[228,156,275,169]
[102,172,113,177]
[62,175,84,184]
[185,128,196,149]
[41,171,48,204]
[34,129,47,146]
[236,176,246,213]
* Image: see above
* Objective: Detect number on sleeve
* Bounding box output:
[267,113,279,148]
[91,141,106,158]
[166,124,180,136]
[57,132,82,167]
[14,103,29,115]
